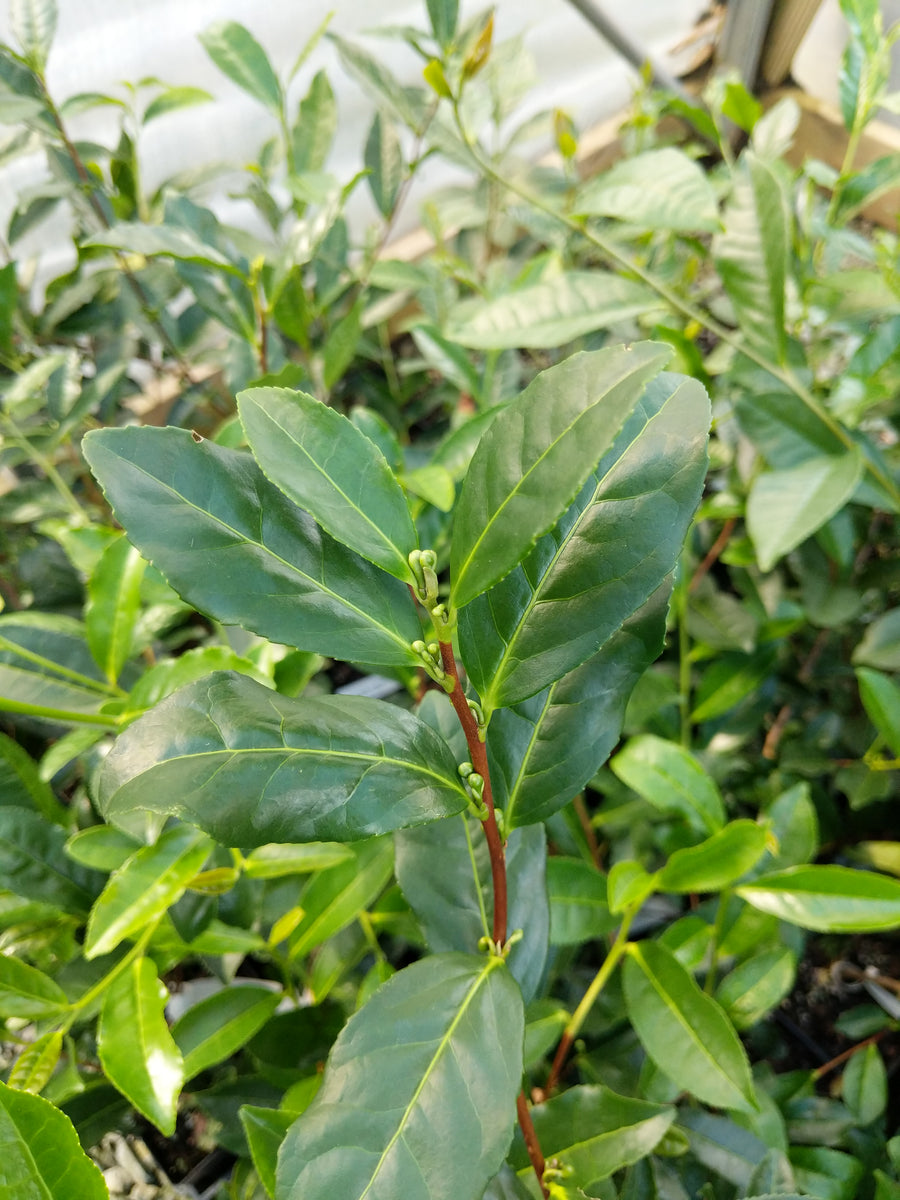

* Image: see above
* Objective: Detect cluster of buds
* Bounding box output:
[457,761,488,820]
[408,549,454,638]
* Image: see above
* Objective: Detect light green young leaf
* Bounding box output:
[610,734,725,836]
[738,865,900,932]
[0,1080,108,1199]
[623,941,756,1112]
[856,667,900,756]
[10,0,57,72]
[288,839,395,961]
[242,1106,298,1198]
[853,609,900,672]
[173,986,280,1080]
[199,20,282,114]
[365,111,403,218]
[292,70,337,174]
[657,821,768,894]
[0,955,68,1019]
[747,449,865,572]
[445,271,661,350]
[713,152,791,362]
[82,222,241,274]
[85,536,146,685]
[84,825,213,959]
[842,1042,887,1124]
[82,428,423,668]
[96,673,468,846]
[508,1086,675,1188]
[330,33,431,134]
[143,85,214,125]
[275,953,524,1200]
[238,386,417,583]
[575,148,720,232]
[322,297,363,390]
[98,956,183,1134]
[242,842,354,879]
[65,825,143,872]
[459,372,708,709]
[715,948,796,1030]
[451,343,670,609]
[8,1029,61,1094]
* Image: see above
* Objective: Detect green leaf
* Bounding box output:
[834,154,900,222]
[609,861,659,915]
[842,1042,887,1124]
[365,111,403,218]
[0,1080,107,1198]
[65,825,143,872]
[143,85,213,124]
[98,956,183,1134]
[509,1086,675,1188]
[329,33,431,135]
[275,953,524,1200]
[451,343,670,610]
[238,387,418,583]
[426,0,459,47]
[715,948,796,1030]
[10,0,57,72]
[85,535,147,685]
[0,955,68,1018]
[97,673,468,846]
[489,581,671,828]
[857,667,900,756]
[575,148,720,232]
[395,817,549,1002]
[691,648,778,722]
[82,221,241,274]
[402,464,455,512]
[243,842,354,879]
[173,986,281,1081]
[547,857,616,947]
[459,371,708,708]
[0,807,97,913]
[8,1029,61,1094]
[714,152,791,362]
[82,428,423,668]
[288,839,394,961]
[738,865,900,932]
[658,821,768,893]
[623,941,756,1112]
[445,271,662,350]
[610,734,725,836]
[293,70,336,174]
[0,731,68,823]
[791,1146,864,1200]
[124,645,271,715]
[199,20,282,114]
[242,1106,298,1198]
[747,449,865,572]
[853,609,900,672]
[322,297,364,391]
[85,825,213,959]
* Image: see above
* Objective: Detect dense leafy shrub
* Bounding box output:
[0,1,898,1198]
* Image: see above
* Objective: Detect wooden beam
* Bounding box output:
[760,0,825,88]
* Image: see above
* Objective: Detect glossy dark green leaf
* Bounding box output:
[365,111,403,217]
[857,667,900,756]
[97,673,468,845]
[275,953,524,1200]
[288,839,394,960]
[0,1079,108,1199]
[241,1105,298,1198]
[623,941,755,1112]
[238,387,418,583]
[444,272,662,350]
[82,428,422,668]
[0,807,97,913]
[509,1086,675,1187]
[173,986,281,1080]
[657,821,768,894]
[0,955,68,1018]
[84,825,213,959]
[738,865,900,932]
[459,371,708,709]
[98,956,183,1135]
[715,948,796,1030]
[450,343,670,609]
[85,535,146,684]
[575,148,720,232]
[0,730,68,823]
[547,857,616,946]
[610,735,725,835]
[395,817,549,1001]
[489,580,670,828]
[713,152,791,362]
[199,20,282,113]
[747,449,864,571]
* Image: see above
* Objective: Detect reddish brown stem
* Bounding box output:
[813,1029,889,1080]
[689,516,737,594]
[438,640,508,944]
[516,1092,548,1198]
[544,1031,574,1097]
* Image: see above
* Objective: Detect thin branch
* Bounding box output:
[516,1091,549,1199]
[689,516,738,593]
